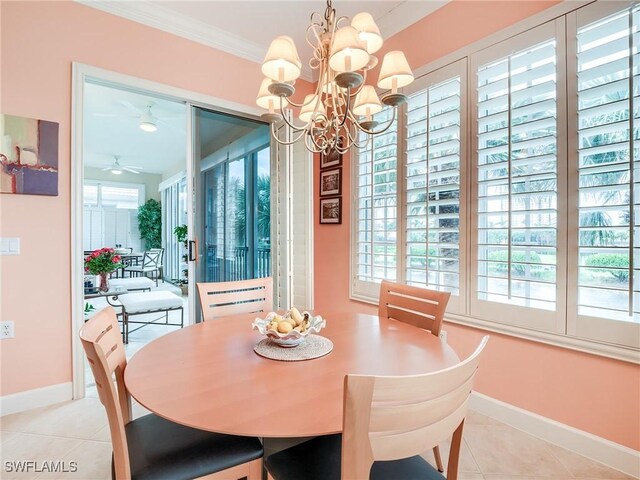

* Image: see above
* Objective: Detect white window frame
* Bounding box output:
[400,58,468,315]
[566,0,640,349]
[349,0,640,363]
[84,179,146,209]
[469,19,568,334]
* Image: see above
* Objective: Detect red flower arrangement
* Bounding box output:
[84,247,124,275]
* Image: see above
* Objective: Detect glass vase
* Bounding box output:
[99,273,109,292]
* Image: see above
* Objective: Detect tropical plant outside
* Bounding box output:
[138,199,162,249]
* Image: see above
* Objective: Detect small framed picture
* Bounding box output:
[319,196,342,224]
[320,144,343,169]
[319,167,342,197]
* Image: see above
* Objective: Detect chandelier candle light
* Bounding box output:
[256,0,415,155]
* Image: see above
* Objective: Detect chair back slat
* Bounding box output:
[197,278,273,321]
[370,399,468,461]
[342,336,489,480]
[80,307,132,479]
[142,250,161,268]
[378,280,451,336]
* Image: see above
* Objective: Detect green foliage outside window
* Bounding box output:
[584,254,630,282]
[138,199,162,249]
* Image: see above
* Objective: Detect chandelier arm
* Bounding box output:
[336,88,352,129]
[351,108,397,136]
[348,69,368,98]
[270,122,311,147]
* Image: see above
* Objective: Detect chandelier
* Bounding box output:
[255,0,415,155]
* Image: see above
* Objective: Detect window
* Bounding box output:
[353,107,398,298]
[470,21,565,332]
[350,1,639,354]
[567,2,640,349]
[404,59,467,313]
[83,181,145,252]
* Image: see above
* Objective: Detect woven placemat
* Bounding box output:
[254,335,333,361]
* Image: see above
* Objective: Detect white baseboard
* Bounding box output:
[470,392,640,479]
[0,382,73,417]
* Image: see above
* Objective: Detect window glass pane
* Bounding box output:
[576,7,638,323]
[256,147,271,278]
[83,184,98,207]
[356,108,398,283]
[476,38,558,311]
[406,76,461,296]
[101,185,141,209]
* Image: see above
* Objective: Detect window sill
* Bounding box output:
[350,293,640,365]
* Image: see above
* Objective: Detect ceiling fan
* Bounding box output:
[102,156,143,175]
[92,100,182,132]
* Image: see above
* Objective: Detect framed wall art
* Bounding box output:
[319,196,341,224]
[320,145,342,169]
[0,114,59,196]
[319,167,341,197]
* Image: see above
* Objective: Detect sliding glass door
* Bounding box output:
[192,107,270,292]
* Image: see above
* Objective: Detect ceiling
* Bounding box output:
[79,1,449,80]
[84,83,263,175]
[83,82,188,174]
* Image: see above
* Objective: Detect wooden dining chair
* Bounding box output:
[80,307,263,480]
[265,336,489,480]
[378,280,452,471]
[378,280,451,337]
[197,277,273,321]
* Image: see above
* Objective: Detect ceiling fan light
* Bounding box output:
[262,35,302,82]
[139,112,157,132]
[329,26,369,73]
[111,169,123,175]
[351,12,383,54]
[353,85,383,117]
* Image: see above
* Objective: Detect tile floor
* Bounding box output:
[0,399,633,480]
[8,285,631,479]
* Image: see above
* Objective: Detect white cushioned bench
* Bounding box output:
[118,291,184,343]
[109,277,154,292]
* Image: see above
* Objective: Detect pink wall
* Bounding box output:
[314,0,640,450]
[0,1,311,397]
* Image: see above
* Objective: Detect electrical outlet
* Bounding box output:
[1,321,14,339]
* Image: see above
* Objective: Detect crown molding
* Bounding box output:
[376,0,449,39]
[75,1,313,82]
[75,1,450,84]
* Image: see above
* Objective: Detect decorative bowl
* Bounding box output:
[252,311,326,347]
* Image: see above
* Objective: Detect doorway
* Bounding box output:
[194,108,271,293]
[71,64,275,398]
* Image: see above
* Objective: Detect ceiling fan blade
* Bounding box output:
[101,167,112,171]
[118,100,144,115]
[123,167,141,174]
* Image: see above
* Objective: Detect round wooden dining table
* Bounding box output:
[124,312,460,438]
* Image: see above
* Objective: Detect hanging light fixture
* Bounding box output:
[139,105,158,133]
[256,0,414,155]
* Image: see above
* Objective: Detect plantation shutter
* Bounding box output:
[272,117,314,310]
[352,107,398,300]
[470,20,566,332]
[272,121,292,309]
[567,1,640,348]
[403,59,467,314]
[291,138,314,310]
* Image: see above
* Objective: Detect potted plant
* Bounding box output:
[138,199,162,249]
[173,224,189,295]
[84,248,124,292]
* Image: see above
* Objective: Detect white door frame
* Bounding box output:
[71,63,264,399]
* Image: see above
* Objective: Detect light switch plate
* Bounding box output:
[0,238,20,255]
